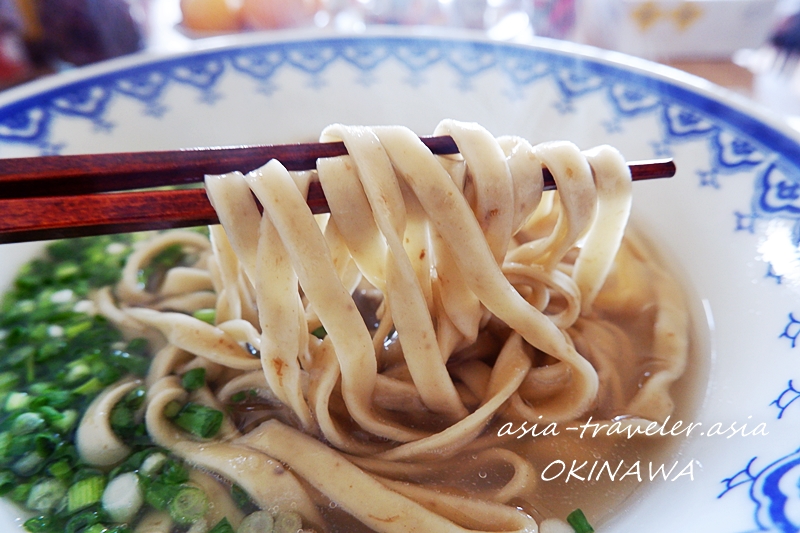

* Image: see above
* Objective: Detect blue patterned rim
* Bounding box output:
[0,36,796,221]
[2,33,800,532]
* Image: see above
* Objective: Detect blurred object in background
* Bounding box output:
[358,0,444,26]
[179,0,242,31]
[578,0,779,60]
[0,0,33,86]
[0,0,145,88]
[36,0,145,65]
[180,0,320,31]
[533,0,575,38]
[178,0,577,41]
[240,0,319,29]
[733,1,800,127]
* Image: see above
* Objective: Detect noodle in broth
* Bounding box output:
[78,119,689,532]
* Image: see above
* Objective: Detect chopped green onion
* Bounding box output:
[0,236,159,530]
[139,452,168,478]
[274,511,303,533]
[0,431,10,457]
[7,345,35,367]
[238,511,274,533]
[30,325,49,343]
[11,412,46,436]
[96,365,122,386]
[172,403,223,439]
[7,433,36,457]
[81,524,107,533]
[311,326,327,339]
[26,478,67,512]
[23,515,60,533]
[10,481,32,503]
[231,483,254,511]
[34,432,59,457]
[64,508,104,533]
[40,389,74,409]
[108,349,149,376]
[138,244,186,290]
[168,485,209,525]
[36,405,63,424]
[181,368,206,392]
[192,309,216,325]
[163,400,183,419]
[64,320,92,339]
[5,391,30,411]
[54,262,80,281]
[566,508,594,533]
[208,517,235,533]
[50,409,78,434]
[12,451,45,477]
[73,377,104,396]
[229,391,246,403]
[0,471,16,495]
[25,345,35,383]
[0,372,20,392]
[67,475,105,513]
[64,362,91,384]
[159,460,189,485]
[125,338,149,356]
[108,449,149,479]
[103,526,133,533]
[143,481,177,511]
[110,387,145,433]
[47,459,73,480]
[102,472,143,523]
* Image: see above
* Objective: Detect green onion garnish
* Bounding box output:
[208,517,236,533]
[168,485,209,525]
[172,403,223,439]
[181,368,207,392]
[26,478,67,512]
[192,308,216,325]
[567,508,594,533]
[11,412,46,436]
[143,481,177,511]
[274,511,303,533]
[67,475,105,513]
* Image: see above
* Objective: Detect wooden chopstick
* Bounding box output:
[0,136,676,244]
[0,137,460,199]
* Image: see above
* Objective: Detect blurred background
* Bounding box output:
[1,0,800,126]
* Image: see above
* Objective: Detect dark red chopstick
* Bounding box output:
[0,137,461,199]
[0,137,674,199]
[0,137,675,244]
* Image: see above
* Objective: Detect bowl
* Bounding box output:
[0,28,798,532]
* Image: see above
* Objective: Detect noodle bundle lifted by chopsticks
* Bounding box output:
[92,119,689,532]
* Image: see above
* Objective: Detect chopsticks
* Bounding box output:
[0,136,676,244]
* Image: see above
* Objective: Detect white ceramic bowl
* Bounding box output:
[0,29,798,532]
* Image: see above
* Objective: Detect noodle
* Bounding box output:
[84,119,690,532]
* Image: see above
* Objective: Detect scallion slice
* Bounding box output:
[26,478,67,512]
[238,511,274,533]
[11,412,46,436]
[102,472,143,523]
[172,403,223,439]
[566,508,594,533]
[168,486,209,525]
[208,517,235,533]
[67,475,105,513]
[274,511,303,533]
[181,368,207,392]
[192,309,216,325]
